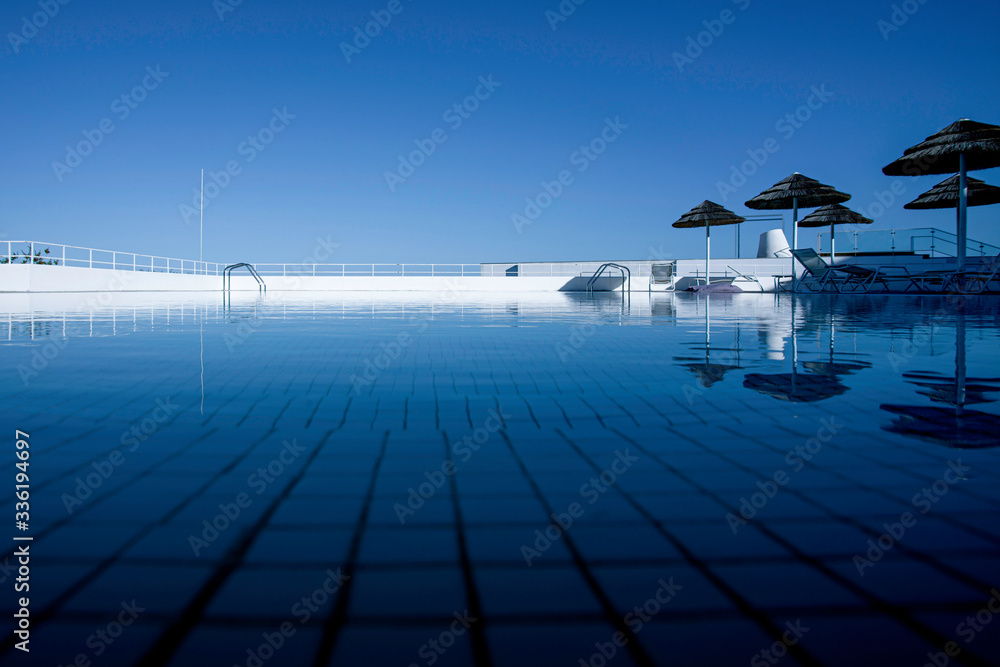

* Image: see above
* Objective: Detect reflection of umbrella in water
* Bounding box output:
[801,310,871,377]
[797,204,873,262]
[881,312,1000,448]
[743,372,849,402]
[745,173,851,289]
[743,298,852,402]
[883,118,1000,270]
[673,294,742,387]
[671,201,745,284]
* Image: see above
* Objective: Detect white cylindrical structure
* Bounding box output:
[757,229,792,258]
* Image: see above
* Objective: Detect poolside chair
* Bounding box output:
[726,265,764,292]
[791,249,917,293]
[791,249,851,292]
[649,262,677,291]
[908,253,1000,294]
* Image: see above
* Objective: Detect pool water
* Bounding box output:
[1,291,999,666]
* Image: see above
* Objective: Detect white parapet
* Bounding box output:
[0,264,575,293]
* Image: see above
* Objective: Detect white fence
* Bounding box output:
[1,241,492,277]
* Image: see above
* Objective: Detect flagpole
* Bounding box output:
[199,169,204,272]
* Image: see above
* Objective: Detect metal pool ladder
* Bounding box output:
[223,263,267,293]
[586,263,630,293]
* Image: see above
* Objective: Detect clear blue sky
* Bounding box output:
[2,0,998,264]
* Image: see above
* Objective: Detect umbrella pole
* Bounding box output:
[791,197,799,290]
[830,221,836,262]
[706,223,711,284]
[958,153,968,271]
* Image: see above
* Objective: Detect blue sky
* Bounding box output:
[2,0,998,264]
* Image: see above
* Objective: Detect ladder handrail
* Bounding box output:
[223,263,267,293]
[586,262,630,293]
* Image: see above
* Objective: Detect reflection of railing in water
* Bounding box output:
[816,227,1000,258]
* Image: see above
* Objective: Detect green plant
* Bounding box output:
[1,247,59,265]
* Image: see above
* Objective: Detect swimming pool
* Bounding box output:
[1,291,999,666]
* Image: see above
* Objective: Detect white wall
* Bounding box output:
[0,264,577,292]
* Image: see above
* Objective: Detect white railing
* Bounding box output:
[0,241,491,278]
[816,227,1000,258]
[250,263,485,277]
[1,241,223,275]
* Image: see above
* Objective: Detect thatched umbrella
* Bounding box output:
[745,173,851,287]
[883,119,1000,269]
[672,201,745,284]
[905,175,1000,259]
[797,204,873,261]
[904,174,1000,210]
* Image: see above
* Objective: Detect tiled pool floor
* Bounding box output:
[1,292,999,666]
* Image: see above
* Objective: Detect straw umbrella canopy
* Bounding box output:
[905,174,1000,209]
[797,204,873,261]
[672,201,745,283]
[745,173,851,285]
[883,119,1000,269]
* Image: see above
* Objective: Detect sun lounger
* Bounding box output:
[908,253,1000,294]
[791,249,918,293]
